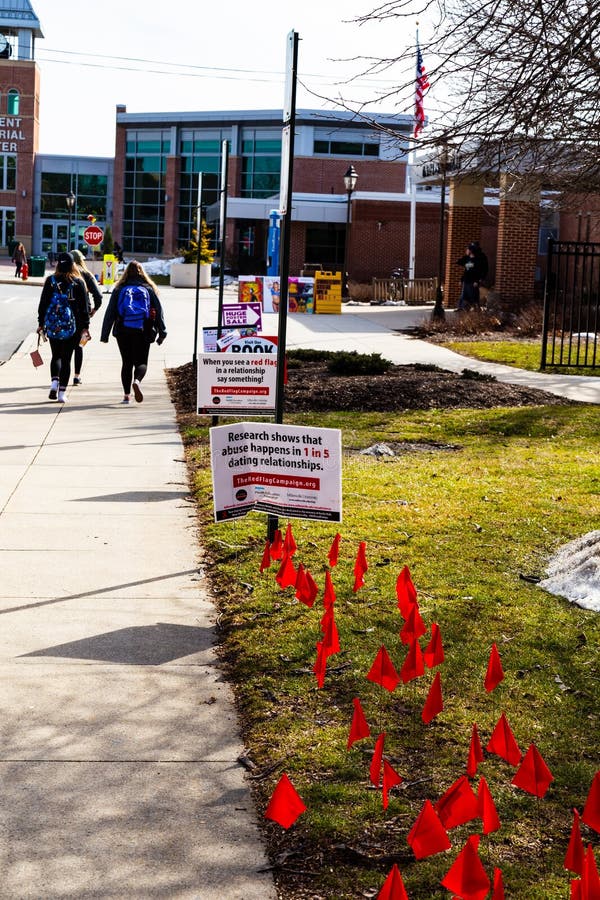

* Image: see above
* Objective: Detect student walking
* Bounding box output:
[37,252,90,403]
[71,249,103,385]
[12,242,27,278]
[100,260,166,404]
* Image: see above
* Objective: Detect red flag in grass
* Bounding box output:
[486,712,522,766]
[264,773,307,828]
[484,642,504,692]
[270,529,284,560]
[367,645,400,692]
[304,569,319,607]
[582,843,600,895]
[564,809,585,876]
[424,621,445,668]
[347,697,370,749]
[328,532,341,568]
[295,564,317,607]
[467,723,484,778]
[436,775,479,829]
[259,540,271,572]
[400,638,424,684]
[511,743,554,798]
[275,552,296,588]
[396,565,417,618]
[353,541,368,592]
[370,732,386,787]
[382,760,403,810]
[313,641,327,688]
[582,770,600,833]
[478,776,501,835]
[320,605,340,657]
[407,799,451,859]
[323,569,336,608]
[422,671,444,724]
[491,867,506,900]
[283,522,297,556]
[441,834,490,900]
[400,601,427,645]
[377,863,409,900]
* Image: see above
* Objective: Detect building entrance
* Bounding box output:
[0,207,15,252]
[40,220,69,260]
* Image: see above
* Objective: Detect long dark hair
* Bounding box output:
[113,260,160,294]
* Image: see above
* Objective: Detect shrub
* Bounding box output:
[178,220,216,265]
[327,351,392,375]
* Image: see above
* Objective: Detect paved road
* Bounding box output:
[0,283,42,362]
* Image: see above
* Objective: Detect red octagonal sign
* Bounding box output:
[83,225,104,245]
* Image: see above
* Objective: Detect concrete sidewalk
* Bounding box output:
[0,297,276,899]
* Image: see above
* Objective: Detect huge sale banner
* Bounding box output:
[210,422,342,522]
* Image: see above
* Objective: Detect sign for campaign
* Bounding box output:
[197,352,277,416]
[222,302,262,331]
[210,422,342,522]
[202,327,258,353]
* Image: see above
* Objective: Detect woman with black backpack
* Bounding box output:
[100,260,167,404]
[37,252,90,403]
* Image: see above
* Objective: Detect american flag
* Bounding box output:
[414,43,430,138]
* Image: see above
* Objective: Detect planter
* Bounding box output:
[170,262,212,288]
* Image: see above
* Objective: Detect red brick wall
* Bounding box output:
[293,157,406,194]
[444,206,483,307]
[162,156,181,255]
[350,199,441,281]
[0,59,39,247]
[113,122,126,245]
[496,198,539,306]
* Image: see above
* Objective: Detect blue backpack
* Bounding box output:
[117,284,151,329]
[44,277,76,340]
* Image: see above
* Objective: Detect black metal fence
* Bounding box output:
[542,239,600,370]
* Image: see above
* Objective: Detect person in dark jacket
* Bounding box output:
[100,260,167,404]
[457,241,489,310]
[71,249,103,385]
[37,252,90,403]
[12,242,27,278]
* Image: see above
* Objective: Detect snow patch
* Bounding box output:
[142,257,184,276]
[538,531,600,612]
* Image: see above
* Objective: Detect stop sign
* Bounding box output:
[83,225,104,245]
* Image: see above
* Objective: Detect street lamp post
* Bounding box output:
[342,164,358,299]
[65,191,75,252]
[432,140,449,320]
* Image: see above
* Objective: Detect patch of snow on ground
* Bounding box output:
[142,257,183,276]
[538,531,600,612]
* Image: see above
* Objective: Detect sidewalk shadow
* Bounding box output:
[73,490,190,503]
[21,622,212,665]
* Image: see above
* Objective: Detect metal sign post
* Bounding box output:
[193,171,203,366]
[216,140,229,341]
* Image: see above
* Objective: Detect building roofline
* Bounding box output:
[116,106,413,131]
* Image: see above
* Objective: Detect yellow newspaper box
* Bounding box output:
[314,271,342,314]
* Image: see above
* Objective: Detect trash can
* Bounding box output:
[28,256,46,277]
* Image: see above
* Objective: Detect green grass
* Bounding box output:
[443,338,600,376]
[181,405,600,898]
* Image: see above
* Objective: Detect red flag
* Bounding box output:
[353,541,368,592]
[478,776,501,835]
[400,601,427,646]
[259,540,271,572]
[283,522,297,557]
[320,605,340,657]
[396,565,417,618]
[564,809,585,876]
[264,773,307,829]
[328,532,341,568]
[370,732,386,787]
[441,834,490,900]
[382,760,403,810]
[304,568,319,607]
[485,643,505,692]
[424,621,445,668]
[491,867,506,900]
[436,775,479,829]
[400,638,425,684]
[511,743,554,798]
[486,712,522,766]
[366,645,400,692]
[295,564,317,607]
[270,529,284,560]
[422,671,443,724]
[582,843,600,896]
[467,723,485,779]
[377,864,409,900]
[407,799,451,859]
[347,697,370,750]
[582,771,600,834]
[313,641,327,688]
[571,879,582,899]
[275,551,297,589]
[323,569,336,608]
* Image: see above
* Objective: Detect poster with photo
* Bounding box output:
[238,275,263,306]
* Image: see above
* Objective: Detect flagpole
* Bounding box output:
[408,139,417,281]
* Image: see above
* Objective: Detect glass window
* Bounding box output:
[312,134,380,158]
[7,90,19,115]
[240,127,281,198]
[0,154,17,190]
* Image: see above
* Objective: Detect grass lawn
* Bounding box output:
[181,404,600,899]
[442,339,600,377]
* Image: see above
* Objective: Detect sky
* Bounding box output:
[30,0,418,158]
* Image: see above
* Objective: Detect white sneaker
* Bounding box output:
[57,390,66,404]
[132,380,143,403]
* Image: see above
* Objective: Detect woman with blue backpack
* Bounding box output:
[37,252,90,403]
[100,260,167,404]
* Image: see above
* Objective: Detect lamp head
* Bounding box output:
[343,165,358,193]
